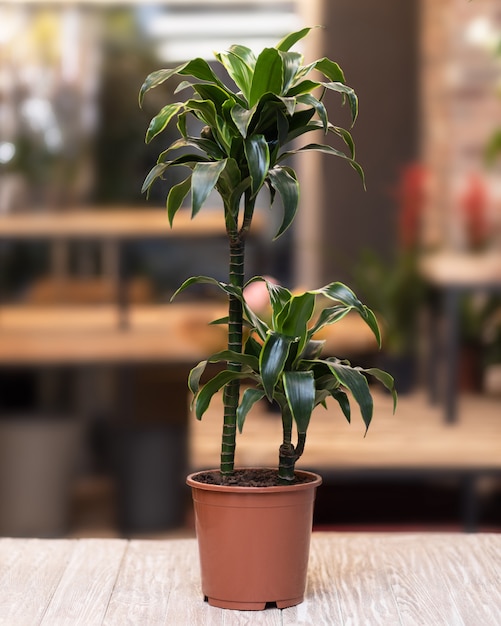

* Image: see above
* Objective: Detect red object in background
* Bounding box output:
[460,173,489,250]
[395,164,428,251]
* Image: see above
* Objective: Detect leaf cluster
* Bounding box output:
[176,276,397,443]
[139,27,364,239]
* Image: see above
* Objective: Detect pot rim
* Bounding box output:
[186,468,322,493]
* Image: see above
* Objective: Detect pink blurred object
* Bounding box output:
[459,173,489,250]
[243,276,278,313]
[395,163,428,251]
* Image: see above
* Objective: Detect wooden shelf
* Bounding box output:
[0,303,227,365]
[0,207,266,239]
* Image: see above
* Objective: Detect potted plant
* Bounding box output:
[140,27,396,610]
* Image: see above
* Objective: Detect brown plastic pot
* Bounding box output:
[186,468,322,610]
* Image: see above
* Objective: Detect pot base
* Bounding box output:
[205,595,303,610]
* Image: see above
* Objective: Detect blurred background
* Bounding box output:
[0,0,500,538]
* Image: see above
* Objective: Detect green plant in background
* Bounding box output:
[140,27,396,482]
[485,38,501,166]
[353,248,427,357]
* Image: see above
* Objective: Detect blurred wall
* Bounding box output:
[319,0,419,283]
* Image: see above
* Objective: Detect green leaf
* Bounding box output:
[157,153,211,169]
[195,369,251,419]
[329,125,356,159]
[275,27,312,52]
[206,349,259,372]
[365,367,397,412]
[139,58,226,106]
[299,339,324,360]
[191,160,228,217]
[284,120,320,145]
[157,137,198,163]
[173,79,194,94]
[244,334,264,359]
[280,143,365,188]
[278,292,316,359]
[280,50,303,94]
[216,47,255,101]
[171,275,239,301]
[277,96,297,117]
[217,157,243,201]
[286,80,320,98]
[231,103,255,138]
[237,388,266,432]
[193,83,234,112]
[243,277,291,325]
[324,360,374,432]
[214,115,235,152]
[249,48,283,106]
[140,67,181,105]
[185,99,218,129]
[267,166,300,239]
[167,176,192,225]
[283,370,315,433]
[141,163,169,195]
[228,44,257,70]
[297,94,328,132]
[145,103,183,143]
[277,292,315,338]
[265,280,292,317]
[317,282,362,308]
[315,57,346,83]
[242,300,269,342]
[322,82,358,125]
[177,112,187,137]
[362,306,382,348]
[309,304,353,336]
[259,332,294,400]
[244,135,270,197]
[314,282,380,345]
[330,388,351,423]
[177,57,229,84]
[188,360,208,398]
[209,316,229,326]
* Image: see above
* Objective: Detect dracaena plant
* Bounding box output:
[179,277,397,483]
[139,27,390,481]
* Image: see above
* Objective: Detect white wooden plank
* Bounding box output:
[104,539,282,625]
[282,533,343,626]
[424,534,501,626]
[39,538,127,626]
[370,534,466,626]
[1,534,500,625]
[0,539,74,626]
[103,539,188,625]
[285,533,501,626]
[284,533,402,626]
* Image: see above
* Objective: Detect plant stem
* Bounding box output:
[220,190,256,477]
[278,407,306,483]
[220,242,243,475]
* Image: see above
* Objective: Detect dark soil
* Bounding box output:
[192,468,314,487]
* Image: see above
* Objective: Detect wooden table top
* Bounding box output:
[420,251,501,286]
[0,533,499,625]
